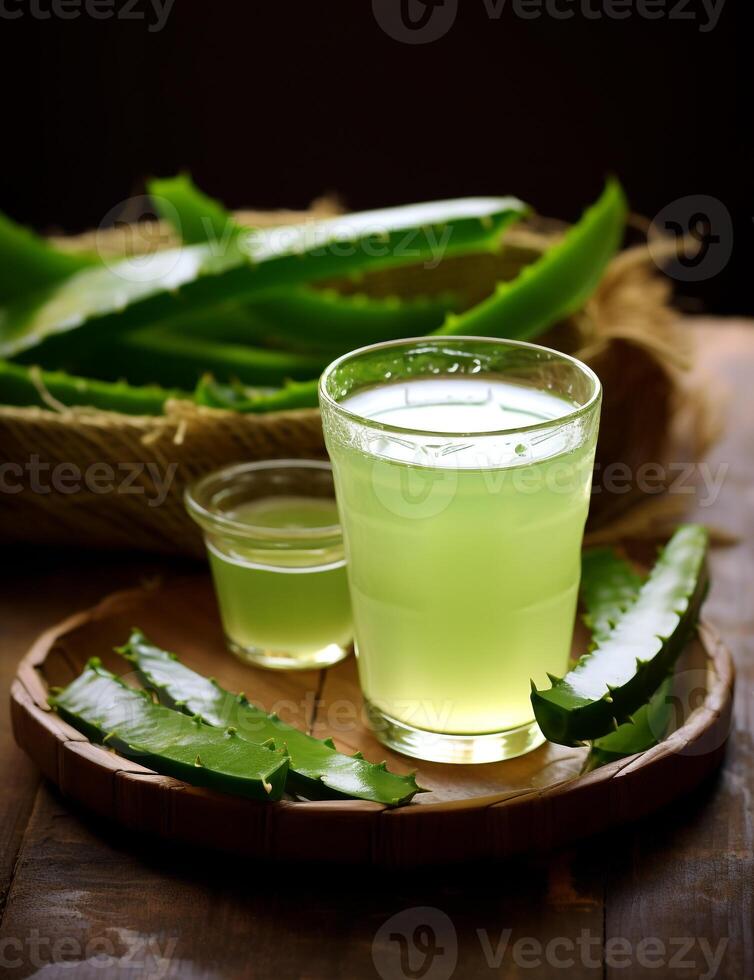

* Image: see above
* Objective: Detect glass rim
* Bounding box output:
[318,335,602,439]
[184,459,342,542]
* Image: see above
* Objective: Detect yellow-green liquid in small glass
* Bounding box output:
[329,378,596,735]
[208,497,352,661]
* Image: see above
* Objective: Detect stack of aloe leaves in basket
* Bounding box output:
[0,174,627,413]
[48,525,709,802]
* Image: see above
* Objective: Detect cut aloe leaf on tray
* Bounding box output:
[578,547,673,769]
[532,525,709,746]
[580,546,646,646]
[2,196,527,362]
[584,677,674,771]
[437,178,626,341]
[121,630,424,806]
[50,660,289,801]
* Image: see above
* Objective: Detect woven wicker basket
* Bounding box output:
[0,209,694,556]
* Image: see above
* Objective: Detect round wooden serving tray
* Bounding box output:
[11,577,734,868]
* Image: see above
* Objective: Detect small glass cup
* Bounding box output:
[320,336,601,763]
[185,460,353,670]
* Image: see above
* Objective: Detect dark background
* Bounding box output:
[0,1,745,312]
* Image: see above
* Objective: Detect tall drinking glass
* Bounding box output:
[320,337,601,764]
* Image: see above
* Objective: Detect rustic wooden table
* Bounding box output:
[0,321,751,980]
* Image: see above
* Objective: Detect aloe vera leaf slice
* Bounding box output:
[437,179,626,341]
[0,358,187,415]
[579,548,672,767]
[49,660,289,801]
[584,677,674,771]
[580,547,646,646]
[148,173,458,348]
[121,630,424,806]
[74,331,328,388]
[532,525,709,746]
[1,197,526,362]
[193,376,319,412]
[0,211,97,305]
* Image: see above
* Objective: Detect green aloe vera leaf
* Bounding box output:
[121,630,424,805]
[437,178,626,340]
[49,660,289,801]
[2,197,526,362]
[234,288,457,352]
[580,546,646,646]
[148,173,458,349]
[69,331,328,389]
[584,677,674,771]
[0,358,186,415]
[148,173,242,248]
[0,210,97,304]
[151,289,456,352]
[532,525,709,746]
[194,376,319,412]
[579,548,672,768]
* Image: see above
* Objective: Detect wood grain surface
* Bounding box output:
[0,320,751,978]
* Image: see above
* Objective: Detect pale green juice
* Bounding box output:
[208,497,353,663]
[329,378,595,735]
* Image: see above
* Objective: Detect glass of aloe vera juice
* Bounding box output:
[186,460,353,670]
[320,337,601,763]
